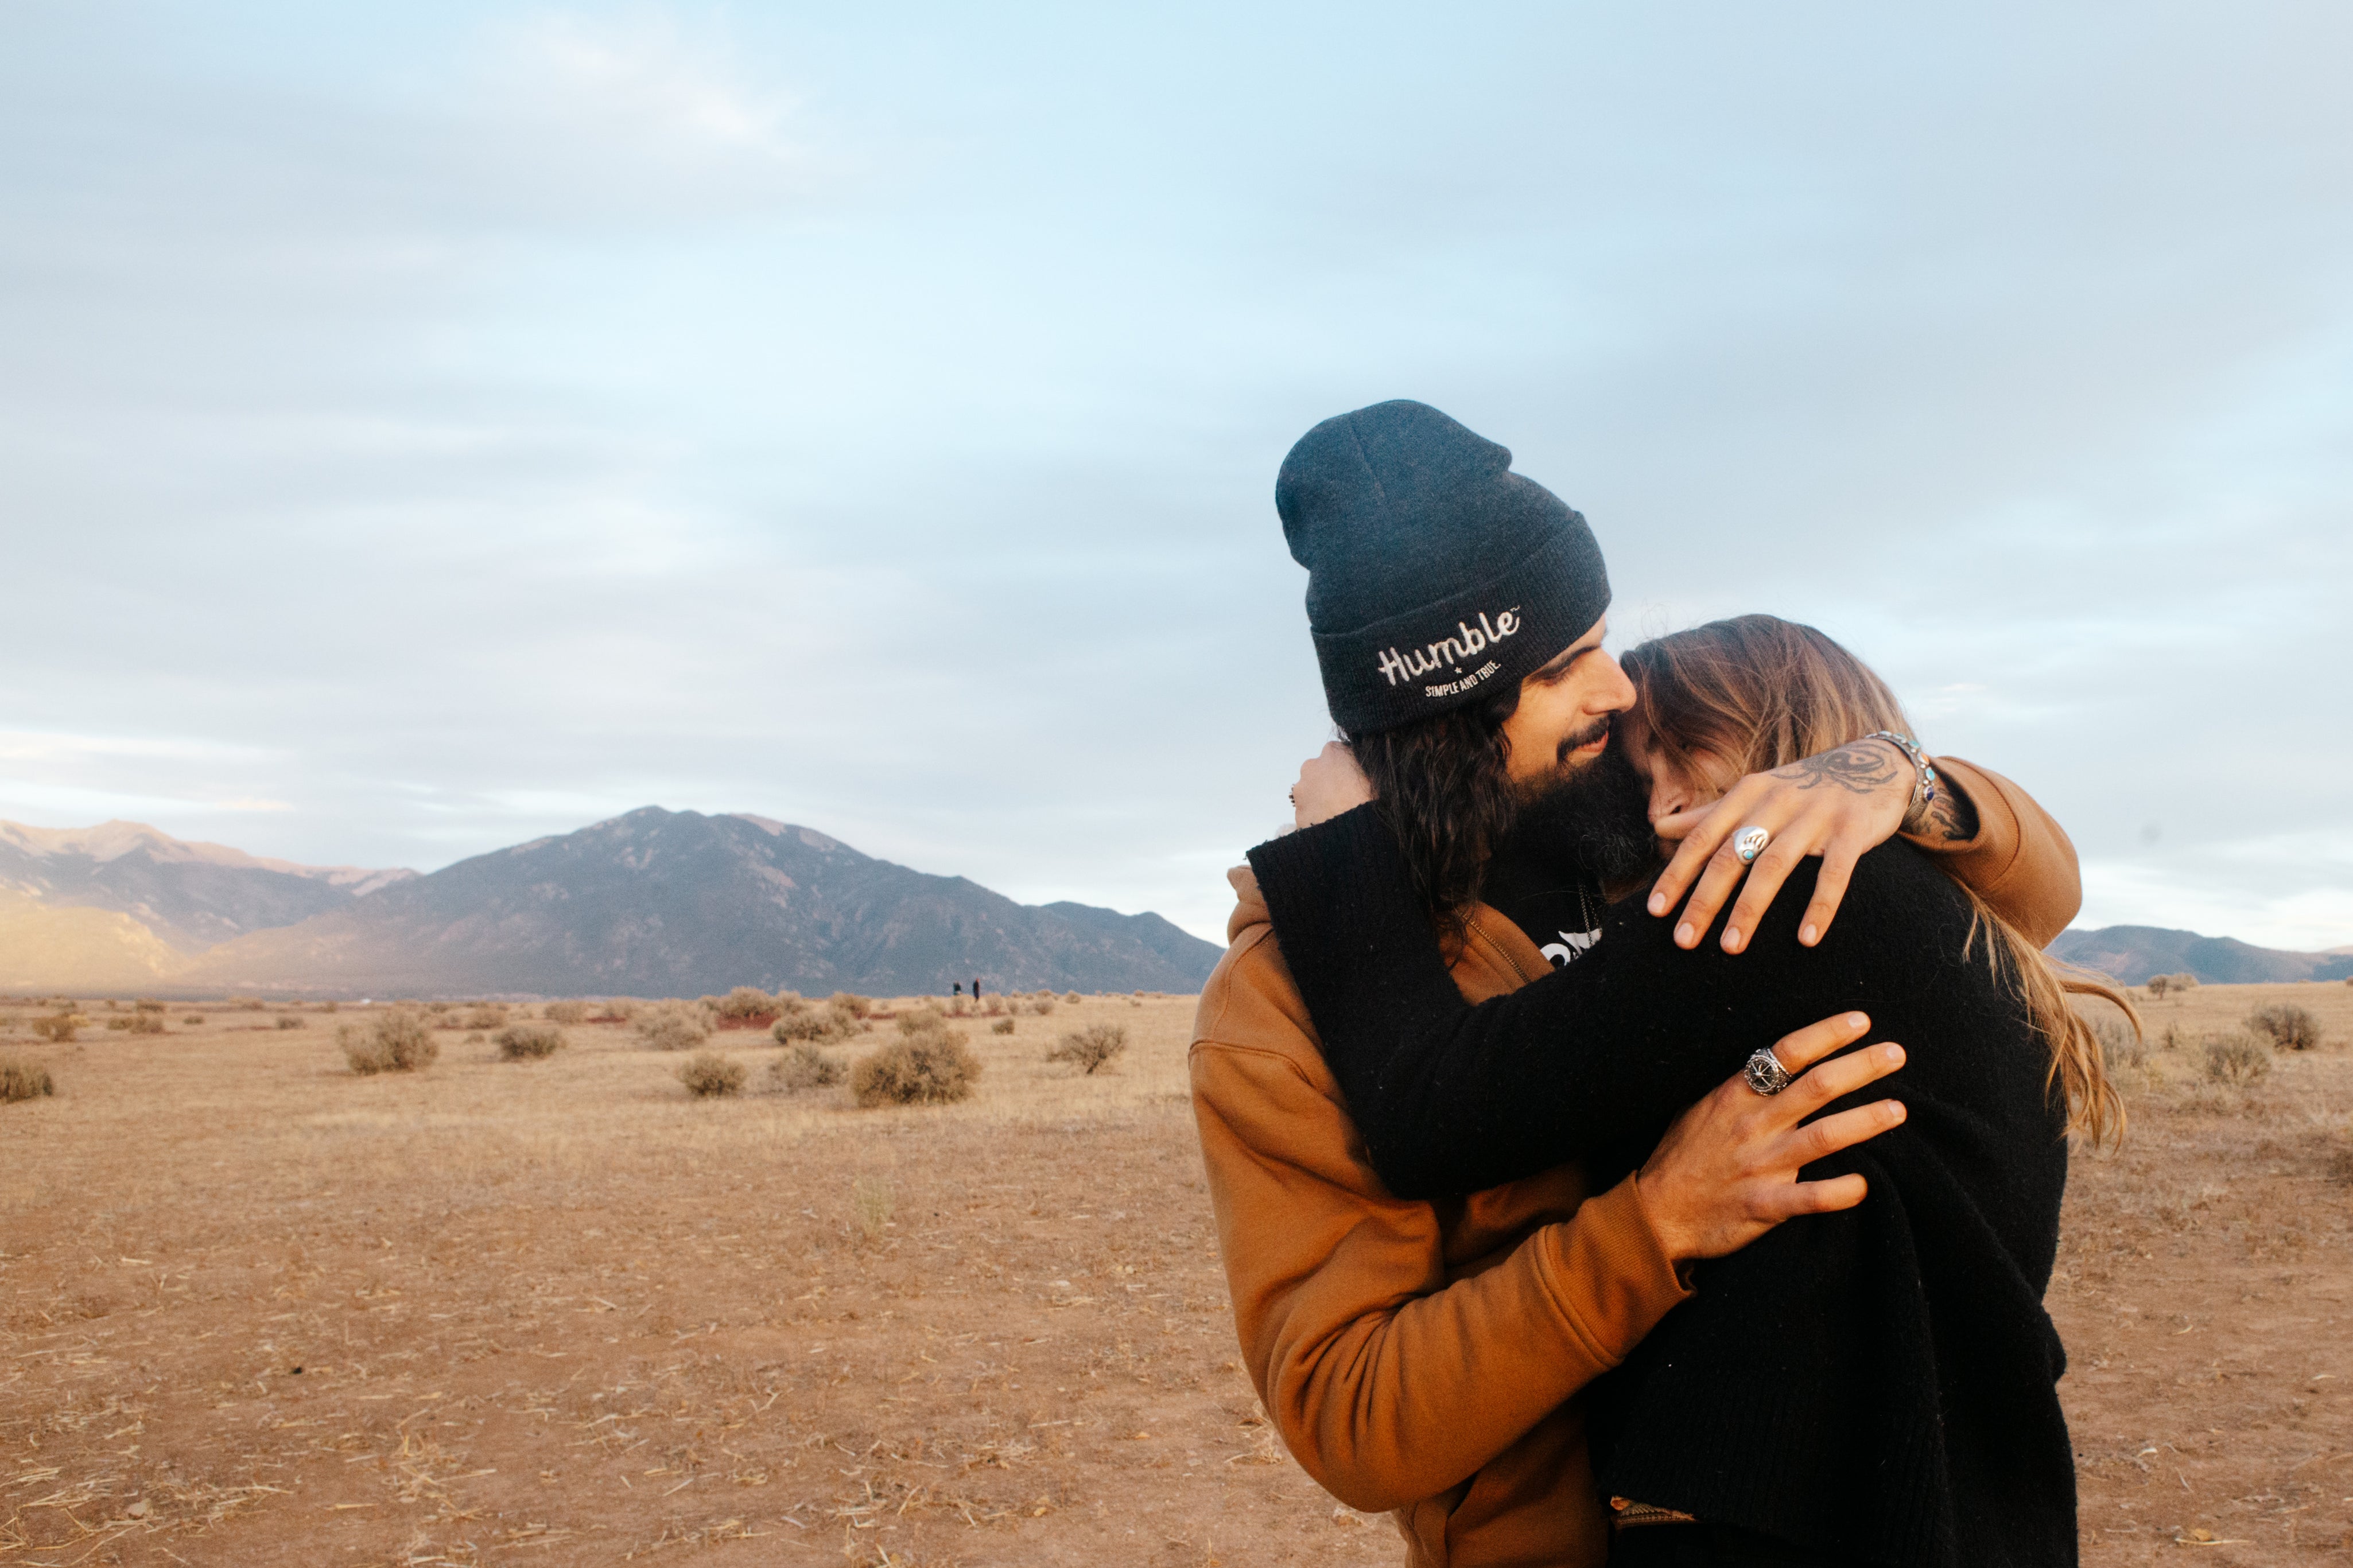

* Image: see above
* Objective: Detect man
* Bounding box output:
[1190,400,2079,1566]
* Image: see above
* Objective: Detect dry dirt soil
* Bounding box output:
[2,983,2349,1567]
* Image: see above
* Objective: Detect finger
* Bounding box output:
[1647,773,1781,916]
[1788,1098,1907,1165]
[1647,801,1738,916]
[1650,799,1722,845]
[1784,1041,1907,1114]
[1762,1172,1870,1217]
[1768,1012,1875,1075]
[1671,795,1804,948]
[1795,826,1874,947]
[1716,833,1815,954]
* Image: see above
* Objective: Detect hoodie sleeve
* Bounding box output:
[1907,757,2081,948]
[1189,931,1690,1513]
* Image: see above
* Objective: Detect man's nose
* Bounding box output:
[1593,650,1636,713]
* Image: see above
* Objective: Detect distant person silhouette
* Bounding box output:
[952,982,962,997]
[972,978,983,1001]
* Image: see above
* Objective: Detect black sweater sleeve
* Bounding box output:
[1248,804,1896,1200]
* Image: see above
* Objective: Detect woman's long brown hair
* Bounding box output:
[1620,614,2131,1147]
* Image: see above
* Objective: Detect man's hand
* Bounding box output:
[1647,737,1920,953]
[1291,741,1374,831]
[1638,1012,1907,1263]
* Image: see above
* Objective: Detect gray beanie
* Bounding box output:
[1276,400,1611,734]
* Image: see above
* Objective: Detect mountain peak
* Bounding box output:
[2051,924,2353,985]
[0,816,414,888]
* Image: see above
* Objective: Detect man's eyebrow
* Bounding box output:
[1536,641,1603,678]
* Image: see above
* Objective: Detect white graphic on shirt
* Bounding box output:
[1540,926,1603,970]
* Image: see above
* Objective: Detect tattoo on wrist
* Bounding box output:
[1908,780,1979,843]
[1770,741,1903,796]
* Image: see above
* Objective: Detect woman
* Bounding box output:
[1252,615,2133,1567]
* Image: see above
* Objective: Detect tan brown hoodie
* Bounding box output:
[1189,758,2080,1568]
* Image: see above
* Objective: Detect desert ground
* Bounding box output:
[2,982,2349,1567]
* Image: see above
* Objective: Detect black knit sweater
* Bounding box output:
[1247,807,2077,1568]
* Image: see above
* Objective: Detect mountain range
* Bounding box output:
[0,811,1222,998]
[2048,925,2353,986]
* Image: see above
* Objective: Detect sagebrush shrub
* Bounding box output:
[678,1050,747,1098]
[716,986,776,1021]
[2092,1015,2143,1072]
[182,1014,205,1026]
[31,1015,78,1043]
[2247,1003,2321,1052]
[1031,998,1056,1016]
[134,998,165,1014]
[898,1007,949,1037]
[1063,991,1082,1006]
[544,1001,589,1025]
[773,1006,858,1045]
[463,1003,508,1030]
[772,1042,845,1091]
[1,1055,55,1103]
[2203,1030,2270,1086]
[635,1007,709,1052]
[340,1010,438,1075]
[229,996,265,1011]
[1048,1023,1128,1075]
[495,1023,566,1061]
[275,1015,306,1031]
[852,1024,981,1107]
[828,992,873,1020]
[991,1017,1015,1035]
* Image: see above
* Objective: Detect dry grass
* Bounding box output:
[1048,1024,1129,1076]
[2057,980,2353,1562]
[2,983,2346,1565]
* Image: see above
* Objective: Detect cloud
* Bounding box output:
[0,2,2347,947]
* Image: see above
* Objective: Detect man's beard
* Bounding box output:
[1509,728,1659,892]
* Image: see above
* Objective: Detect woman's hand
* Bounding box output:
[1638,1011,1907,1263]
[1646,738,1916,954]
[1291,741,1375,831]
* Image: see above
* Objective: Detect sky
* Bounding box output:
[2,2,2348,950]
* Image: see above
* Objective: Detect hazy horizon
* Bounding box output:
[5,3,2348,949]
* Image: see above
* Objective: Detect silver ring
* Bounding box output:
[1733,825,1770,865]
[1742,1047,1793,1096]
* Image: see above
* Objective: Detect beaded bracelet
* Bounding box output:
[1865,730,1939,826]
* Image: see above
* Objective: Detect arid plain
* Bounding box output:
[3,983,2350,1567]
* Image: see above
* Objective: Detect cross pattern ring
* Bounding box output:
[1733,825,1771,865]
[1743,1047,1794,1096]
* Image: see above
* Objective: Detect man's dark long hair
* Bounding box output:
[1344,685,1523,938]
